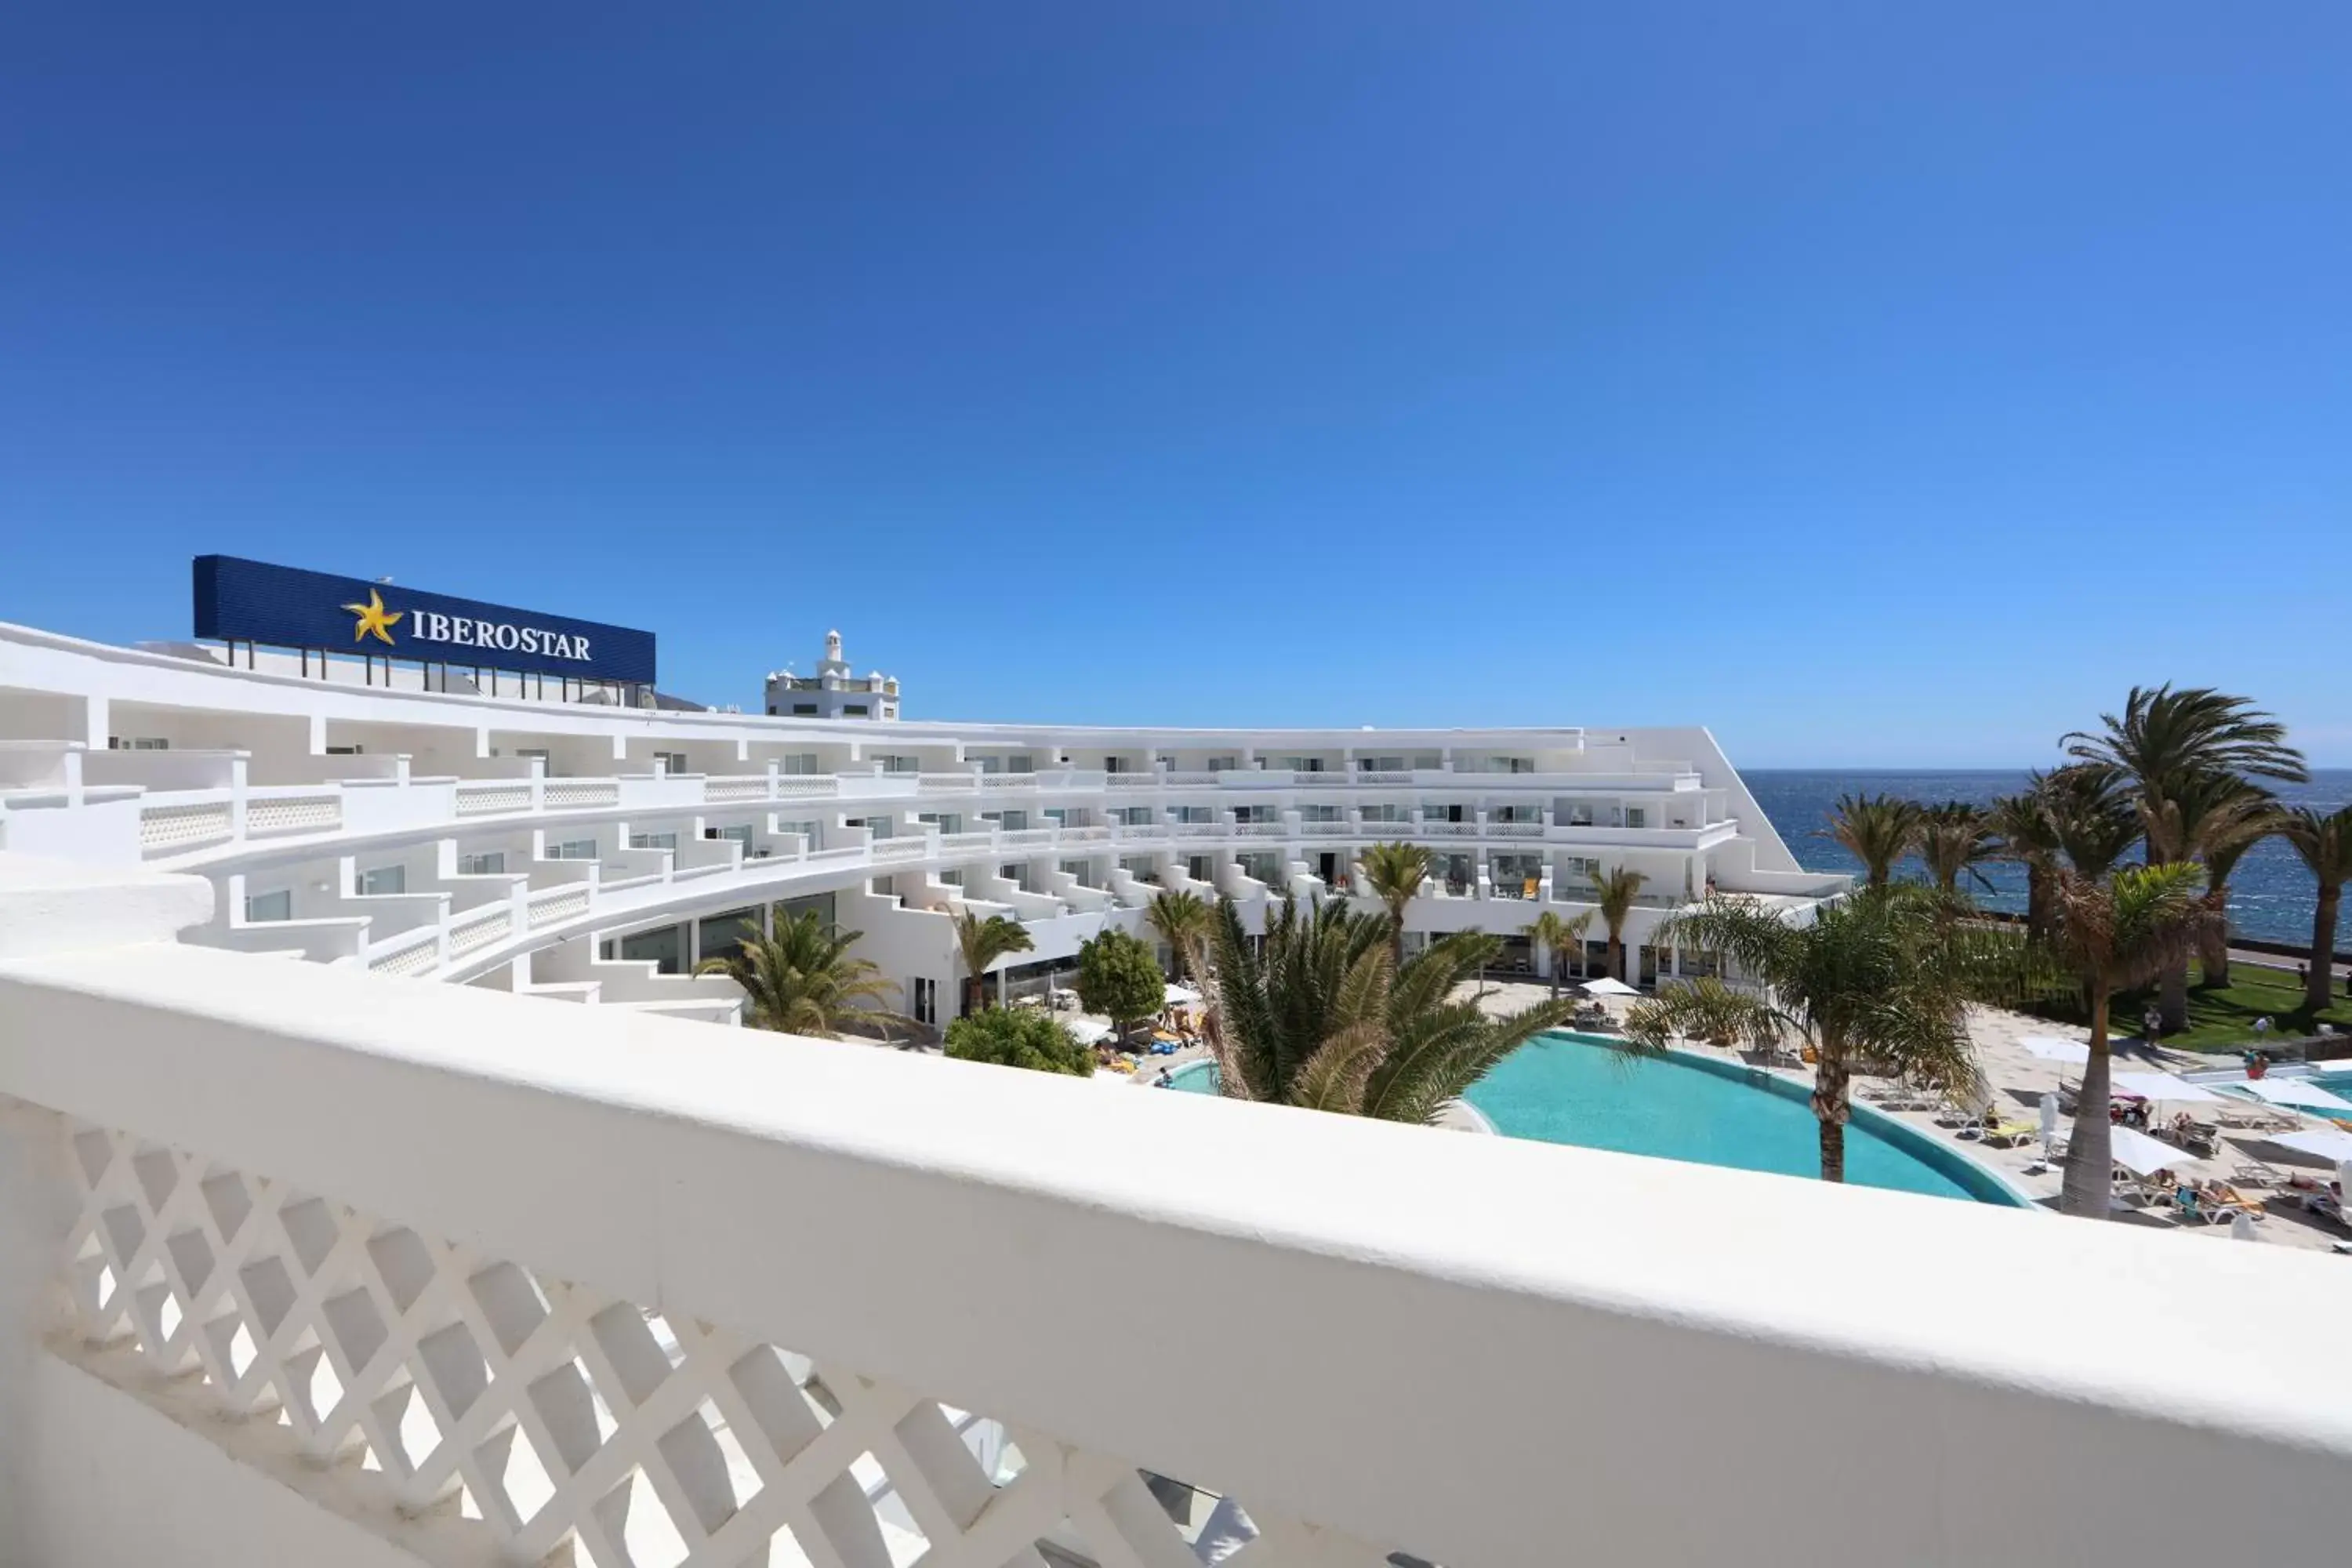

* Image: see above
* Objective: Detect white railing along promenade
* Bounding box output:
[0,868,2344,1567]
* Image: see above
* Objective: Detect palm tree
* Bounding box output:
[1914,800,1997,893]
[1589,865,1647,982]
[2135,770,2274,1027]
[696,911,910,1039]
[1987,782,2063,940]
[2063,684,2307,1031]
[950,907,1033,1016]
[2047,863,2216,1218]
[2179,789,2284,988]
[1207,898,1578,1123]
[2279,806,2352,1015]
[1523,908,1595,999]
[1628,887,2000,1183]
[1359,841,1432,962]
[1824,793,1921,887]
[1145,889,1214,983]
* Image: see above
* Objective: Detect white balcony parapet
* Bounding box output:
[0,929,2323,1564]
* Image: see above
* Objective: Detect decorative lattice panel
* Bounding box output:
[248,797,343,836]
[368,939,442,978]
[139,802,234,852]
[703,779,771,804]
[51,1115,1408,1568]
[544,783,622,810]
[529,889,592,929]
[456,786,532,817]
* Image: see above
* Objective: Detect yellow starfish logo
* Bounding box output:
[342,589,403,646]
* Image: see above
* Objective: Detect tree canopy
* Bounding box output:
[943,1007,1094,1077]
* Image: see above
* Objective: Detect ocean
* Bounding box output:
[1740,769,2352,949]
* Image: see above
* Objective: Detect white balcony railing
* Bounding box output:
[1,880,2337,1568]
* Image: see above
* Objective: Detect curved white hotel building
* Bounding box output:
[0,564,2343,1566]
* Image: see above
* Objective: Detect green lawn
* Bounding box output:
[2022,961,2352,1054]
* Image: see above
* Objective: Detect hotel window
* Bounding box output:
[1060,859,1094,885]
[1492,805,1540,823]
[916,812,961,833]
[938,869,964,887]
[325,744,364,756]
[1626,807,1647,829]
[1560,857,1599,884]
[912,977,938,1028]
[619,925,684,975]
[877,755,919,773]
[358,865,407,897]
[629,832,678,852]
[793,703,818,716]
[457,851,506,877]
[781,753,820,775]
[1206,757,1240,771]
[1300,805,1341,822]
[108,736,169,750]
[712,825,753,850]
[1116,808,1154,826]
[243,888,291,923]
[1173,807,1212,823]
[1120,856,1157,881]
[653,751,688,776]
[844,705,869,717]
[1360,804,1409,823]
[1234,805,1275,824]
[1185,855,1212,881]
[1238,851,1281,884]
[1562,801,1595,826]
[549,838,597,860]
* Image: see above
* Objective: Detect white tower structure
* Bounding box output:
[766,628,900,719]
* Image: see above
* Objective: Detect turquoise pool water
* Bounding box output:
[1163,1036,2022,1205]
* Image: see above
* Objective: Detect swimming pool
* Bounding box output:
[1163,1036,2026,1206]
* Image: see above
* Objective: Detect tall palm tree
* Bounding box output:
[1523,908,1595,999]
[1987,779,2065,940]
[1144,889,1214,983]
[1629,887,1999,1184]
[1824,793,1921,887]
[1207,898,1578,1123]
[2063,684,2307,1031]
[1359,841,1432,963]
[2279,806,2352,1015]
[1914,800,1997,894]
[950,907,1033,1016]
[696,911,910,1039]
[1589,865,1647,982]
[2183,791,2283,988]
[2134,770,2273,1026]
[2042,764,2143,881]
[2047,863,2216,1218]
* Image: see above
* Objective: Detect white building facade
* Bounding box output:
[1,614,2348,1566]
[767,631,901,720]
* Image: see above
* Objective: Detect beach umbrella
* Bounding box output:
[2111,1070,2225,1105]
[2038,1092,2059,1149]
[1581,977,1639,998]
[2235,1077,2352,1113]
[2106,1124,2179,1177]
[2230,1212,2259,1243]
[2270,1127,2352,1162]
[1163,983,1202,1007]
[2021,1036,2089,1065]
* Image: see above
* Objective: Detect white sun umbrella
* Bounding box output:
[2238,1077,2352,1113]
[2270,1127,2352,1163]
[2107,1124,2181,1178]
[1581,977,1640,998]
[2230,1211,2259,1243]
[1163,983,1202,1007]
[2038,1092,2060,1148]
[2020,1036,2089,1065]
[1065,1018,1112,1046]
[2111,1070,2226,1105]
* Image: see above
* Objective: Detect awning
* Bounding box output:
[1581,977,1640,997]
[2270,1127,2352,1163]
[2107,1125,2182,1177]
[2234,1078,2352,1113]
[2020,1036,2089,1065]
[2111,1070,2225,1105]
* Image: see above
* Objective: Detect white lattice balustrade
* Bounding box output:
[3,894,2350,1568]
[248,795,343,836]
[52,1111,1374,1568]
[457,785,532,816]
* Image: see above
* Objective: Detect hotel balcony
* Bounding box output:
[0,855,2347,1567]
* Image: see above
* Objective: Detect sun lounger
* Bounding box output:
[2230,1154,2288,1188]
[1977,1120,2038,1148]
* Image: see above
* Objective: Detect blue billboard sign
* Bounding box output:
[193,556,657,685]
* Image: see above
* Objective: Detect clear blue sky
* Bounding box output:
[3,4,2347,767]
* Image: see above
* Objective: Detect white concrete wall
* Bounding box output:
[0,909,2348,1566]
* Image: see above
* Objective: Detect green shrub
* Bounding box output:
[1076,927,1165,1035]
[943,1007,1094,1076]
